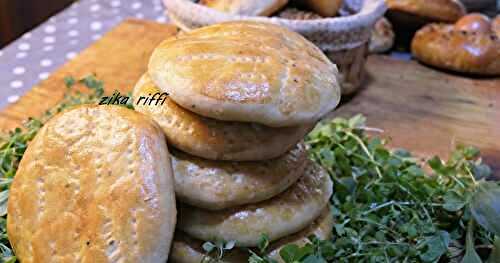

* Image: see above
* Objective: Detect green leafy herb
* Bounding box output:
[470,181,500,236]
[299,114,498,262]
[462,220,482,263]
[201,240,236,262]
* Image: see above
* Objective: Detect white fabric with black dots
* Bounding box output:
[0,0,169,108]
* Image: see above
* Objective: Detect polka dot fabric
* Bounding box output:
[0,0,168,107]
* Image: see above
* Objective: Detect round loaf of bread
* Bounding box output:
[7,105,177,263]
[411,14,500,76]
[148,21,341,127]
[171,143,307,210]
[133,74,313,161]
[386,0,466,24]
[170,205,333,263]
[491,15,500,36]
[177,161,333,247]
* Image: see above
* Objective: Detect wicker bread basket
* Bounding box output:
[163,0,387,95]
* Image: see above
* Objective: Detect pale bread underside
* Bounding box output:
[148,21,341,127]
[170,205,333,263]
[177,161,333,247]
[133,74,313,161]
[171,143,307,210]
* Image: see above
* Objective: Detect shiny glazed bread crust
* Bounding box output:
[177,161,333,247]
[411,23,500,76]
[171,143,307,210]
[7,105,177,263]
[148,21,341,127]
[386,0,466,23]
[133,74,314,161]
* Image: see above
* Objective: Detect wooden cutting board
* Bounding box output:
[1,19,499,175]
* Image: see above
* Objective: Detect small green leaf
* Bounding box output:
[302,254,327,263]
[258,234,270,254]
[428,156,445,172]
[419,231,450,262]
[279,244,300,263]
[487,236,500,263]
[443,191,467,212]
[202,241,215,253]
[463,146,480,160]
[472,164,492,180]
[348,114,366,129]
[461,220,482,263]
[224,240,236,250]
[64,76,76,88]
[0,190,9,217]
[470,181,500,236]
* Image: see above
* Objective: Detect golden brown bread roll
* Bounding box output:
[296,0,343,17]
[148,21,341,128]
[170,206,333,263]
[7,105,176,262]
[369,17,395,53]
[411,14,500,76]
[492,15,500,37]
[454,13,492,33]
[133,74,313,161]
[386,0,466,28]
[201,0,288,16]
[177,161,332,247]
[171,143,307,210]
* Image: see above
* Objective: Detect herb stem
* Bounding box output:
[346,131,383,178]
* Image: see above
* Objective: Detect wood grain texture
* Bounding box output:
[332,56,500,175]
[0,19,499,175]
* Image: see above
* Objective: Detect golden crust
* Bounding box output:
[170,206,333,263]
[7,105,176,263]
[386,0,466,23]
[171,143,307,210]
[298,0,343,17]
[411,23,500,76]
[201,0,288,16]
[148,21,341,127]
[133,74,313,161]
[492,15,500,37]
[454,13,492,34]
[369,17,395,53]
[177,161,333,247]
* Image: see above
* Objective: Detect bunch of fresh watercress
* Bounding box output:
[0,75,106,263]
[202,115,500,263]
[300,115,499,262]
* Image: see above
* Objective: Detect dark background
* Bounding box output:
[0,0,76,48]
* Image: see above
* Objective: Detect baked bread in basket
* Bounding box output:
[163,0,386,95]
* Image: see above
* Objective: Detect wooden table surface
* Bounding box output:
[1,19,499,175]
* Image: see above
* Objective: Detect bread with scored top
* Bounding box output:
[7,105,176,263]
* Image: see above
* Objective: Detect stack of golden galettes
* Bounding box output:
[134,21,342,262]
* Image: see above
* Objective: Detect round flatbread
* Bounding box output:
[7,105,177,263]
[171,143,307,210]
[170,206,334,263]
[177,161,333,247]
[133,74,313,161]
[148,21,341,127]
